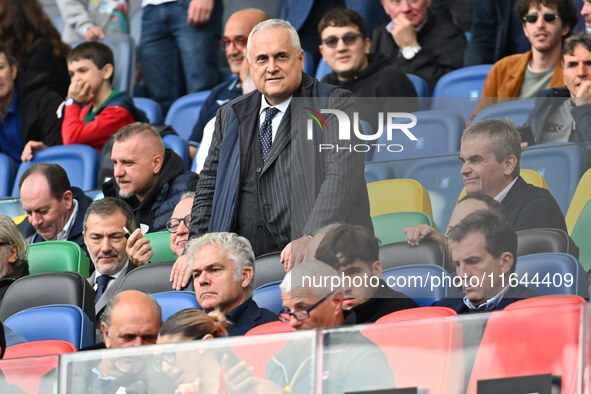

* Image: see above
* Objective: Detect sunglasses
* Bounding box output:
[522,12,558,24]
[219,36,248,50]
[321,33,364,48]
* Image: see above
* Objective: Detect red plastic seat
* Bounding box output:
[504,294,586,311]
[375,306,457,324]
[245,321,294,336]
[4,339,77,359]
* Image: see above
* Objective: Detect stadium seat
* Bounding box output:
[232,330,294,378]
[99,34,135,92]
[162,134,191,169]
[431,64,493,122]
[11,144,99,197]
[5,304,94,349]
[406,73,429,97]
[0,271,95,325]
[367,179,433,218]
[117,261,194,293]
[521,143,585,214]
[381,264,450,306]
[132,97,163,124]
[516,228,579,259]
[362,306,463,393]
[12,215,25,225]
[253,281,282,314]
[571,199,591,271]
[142,231,176,263]
[28,240,91,277]
[565,168,591,233]
[0,198,24,218]
[315,58,332,80]
[0,153,15,198]
[457,168,549,201]
[5,340,77,358]
[245,321,294,336]
[253,252,284,289]
[130,7,143,45]
[471,98,536,126]
[505,294,586,311]
[303,50,316,76]
[379,239,450,272]
[467,303,583,394]
[364,162,395,183]
[371,110,464,162]
[165,90,211,140]
[515,252,589,297]
[151,291,200,322]
[372,211,435,245]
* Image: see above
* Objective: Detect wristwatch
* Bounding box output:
[65,97,76,106]
[401,46,421,60]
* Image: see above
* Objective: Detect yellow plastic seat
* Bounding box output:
[12,215,26,225]
[457,168,549,202]
[367,179,432,218]
[565,168,591,234]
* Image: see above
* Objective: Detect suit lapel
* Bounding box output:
[234,92,262,174]
[94,262,135,316]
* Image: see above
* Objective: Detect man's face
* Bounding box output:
[319,25,370,81]
[563,44,591,98]
[223,15,251,74]
[0,53,16,103]
[450,232,512,307]
[380,0,430,27]
[169,197,193,258]
[249,26,304,106]
[582,0,591,31]
[522,3,570,53]
[84,211,129,275]
[459,136,514,197]
[280,291,342,330]
[102,297,161,348]
[111,135,161,201]
[67,58,110,95]
[20,174,73,241]
[335,258,382,310]
[191,244,252,313]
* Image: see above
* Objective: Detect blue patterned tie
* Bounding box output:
[94,275,113,303]
[260,107,279,163]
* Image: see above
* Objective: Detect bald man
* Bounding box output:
[102,122,198,232]
[188,8,270,153]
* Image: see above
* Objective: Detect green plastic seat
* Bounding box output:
[143,231,176,262]
[571,199,591,271]
[372,211,436,246]
[27,241,90,277]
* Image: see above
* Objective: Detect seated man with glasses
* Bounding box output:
[472,0,579,119]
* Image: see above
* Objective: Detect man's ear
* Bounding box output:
[101,63,114,82]
[7,244,17,264]
[101,322,111,348]
[241,266,254,289]
[62,190,74,211]
[499,251,513,274]
[371,260,383,277]
[503,155,517,177]
[364,37,371,54]
[152,154,164,175]
[202,333,214,340]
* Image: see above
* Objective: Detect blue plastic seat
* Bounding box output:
[11,144,99,197]
[253,281,282,314]
[431,64,493,122]
[515,252,589,297]
[152,291,200,322]
[315,58,332,81]
[364,162,395,183]
[0,198,24,218]
[4,304,94,349]
[165,90,211,140]
[471,98,536,126]
[381,264,449,306]
[303,50,316,76]
[371,110,464,162]
[406,73,429,97]
[132,97,163,124]
[162,134,191,169]
[0,153,15,198]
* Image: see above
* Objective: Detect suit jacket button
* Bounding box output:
[256,225,263,231]
[256,167,262,173]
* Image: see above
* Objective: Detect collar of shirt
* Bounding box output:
[463,284,511,311]
[259,95,292,141]
[386,14,428,34]
[494,177,518,203]
[94,261,129,291]
[57,199,79,241]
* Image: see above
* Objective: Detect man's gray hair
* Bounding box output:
[185,232,256,295]
[280,260,343,298]
[0,215,28,264]
[179,191,196,200]
[247,19,302,60]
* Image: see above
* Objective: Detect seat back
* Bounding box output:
[515,252,589,297]
[566,168,591,233]
[0,271,95,325]
[505,294,586,311]
[379,240,450,271]
[4,340,78,359]
[570,199,591,270]
[364,162,395,183]
[375,306,457,324]
[245,321,294,336]
[117,261,194,293]
[303,50,315,76]
[11,145,99,197]
[0,198,24,218]
[381,264,449,306]
[99,34,135,92]
[5,304,94,349]
[315,58,332,80]
[371,110,464,161]
[151,291,200,322]
[0,153,15,198]
[165,90,211,140]
[253,252,284,289]
[516,228,579,259]
[0,355,60,394]
[162,134,191,169]
[367,179,432,218]
[27,241,91,277]
[143,231,177,263]
[372,211,434,245]
[406,73,429,97]
[253,281,282,314]
[132,97,163,124]
[471,98,536,125]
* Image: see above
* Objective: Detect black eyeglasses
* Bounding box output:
[166,214,191,233]
[523,12,558,24]
[321,33,364,48]
[219,36,248,50]
[277,292,334,322]
[0,242,10,247]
